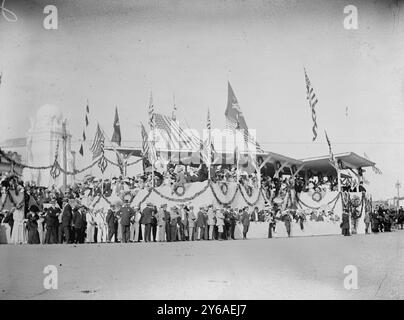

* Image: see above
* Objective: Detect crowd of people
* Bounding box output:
[1,167,401,245]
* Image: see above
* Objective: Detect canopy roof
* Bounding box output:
[300,152,376,175]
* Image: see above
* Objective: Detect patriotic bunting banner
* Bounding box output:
[304,68,318,141]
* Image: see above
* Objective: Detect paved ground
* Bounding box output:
[1,231,403,299]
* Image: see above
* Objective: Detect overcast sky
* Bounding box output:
[0,0,403,200]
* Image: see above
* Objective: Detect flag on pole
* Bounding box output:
[203,108,215,170]
[172,93,177,121]
[111,106,122,146]
[325,130,338,169]
[90,123,105,160]
[141,122,149,160]
[80,100,90,156]
[364,152,382,174]
[79,100,90,156]
[304,68,319,141]
[225,82,264,154]
[148,92,155,130]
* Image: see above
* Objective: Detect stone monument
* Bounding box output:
[23,104,74,187]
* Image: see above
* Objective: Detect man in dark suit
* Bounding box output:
[241,207,250,240]
[106,203,117,242]
[72,205,86,243]
[45,199,60,244]
[164,205,171,242]
[141,202,154,242]
[59,198,73,243]
[118,198,135,243]
[340,210,350,236]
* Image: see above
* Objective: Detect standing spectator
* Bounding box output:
[283,210,292,237]
[72,205,86,244]
[207,205,216,240]
[118,197,135,243]
[267,211,275,238]
[187,205,196,241]
[10,185,26,244]
[216,208,225,240]
[60,198,73,243]
[164,205,171,242]
[133,206,142,242]
[179,204,187,241]
[364,209,371,234]
[340,210,350,236]
[241,207,250,240]
[106,203,117,243]
[195,206,205,240]
[151,206,158,242]
[228,209,237,240]
[140,202,154,242]
[86,209,96,243]
[169,205,180,241]
[157,204,167,242]
[45,199,59,244]
[26,205,40,244]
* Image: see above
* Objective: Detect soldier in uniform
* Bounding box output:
[118,195,135,243]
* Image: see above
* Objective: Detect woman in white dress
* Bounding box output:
[10,185,26,244]
[86,210,96,243]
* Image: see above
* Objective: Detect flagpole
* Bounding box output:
[207,108,211,181]
[99,126,123,176]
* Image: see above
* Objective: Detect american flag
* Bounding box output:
[304,68,318,141]
[141,122,149,159]
[224,82,264,154]
[202,108,215,166]
[364,152,382,174]
[90,123,105,160]
[172,93,177,121]
[154,113,202,151]
[148,92,155,130]
[325,130,338,169]
[79,100,90,156]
